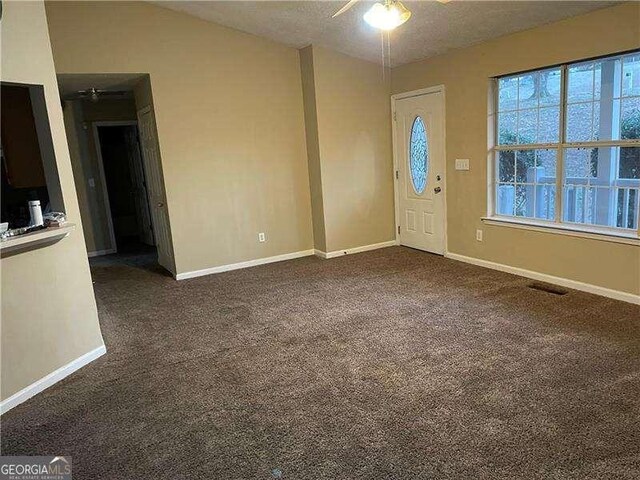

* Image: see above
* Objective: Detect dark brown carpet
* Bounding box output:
[2,246,640,479]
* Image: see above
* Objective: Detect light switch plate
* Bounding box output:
[455,159,470,171]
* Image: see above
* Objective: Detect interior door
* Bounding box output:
[123,126,154,246]
[137,107,174,273]
[394,90,446,254]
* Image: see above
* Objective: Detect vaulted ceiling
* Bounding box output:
[152,1,619,67]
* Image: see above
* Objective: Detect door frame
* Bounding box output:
[91,120,138,256]
[390,85,448,254]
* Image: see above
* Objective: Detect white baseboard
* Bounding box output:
[315,240,397,260]
[445,252,640,305]
[0,345,106,415]
[176,249,315,280]
[314,249,328,259]
[88,248,116,258]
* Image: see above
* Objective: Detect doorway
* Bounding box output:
[94,122,155,254]
[392,87,447,254]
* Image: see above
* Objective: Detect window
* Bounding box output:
[409,116,428,194]
[492,51,640,235]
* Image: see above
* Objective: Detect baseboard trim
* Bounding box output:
[176,249,315,280]
[315,240,397,260]
[0,345,106,415]
[87,248,116,258]
[445,252,640,305]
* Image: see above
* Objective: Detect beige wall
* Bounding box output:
[1,1,104,402]
[303,46,395,253]
[64,99,138,253]
[392,3,640,295]
[46,1,313,274]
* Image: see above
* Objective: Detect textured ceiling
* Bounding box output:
[151,1,619,67]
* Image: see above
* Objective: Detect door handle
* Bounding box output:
[157,202,164,207]
[434,187,442,194]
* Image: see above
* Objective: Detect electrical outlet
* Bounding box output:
[258,232,266,243]
[455,159,470,171]
[476,229,483,242]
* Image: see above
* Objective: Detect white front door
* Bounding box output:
[137,107,174,274]
[394,89,446,254]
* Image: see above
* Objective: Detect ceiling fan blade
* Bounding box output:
[98,90,128,96]
[332,0,360,18]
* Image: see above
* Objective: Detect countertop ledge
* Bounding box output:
[0,224,76,257]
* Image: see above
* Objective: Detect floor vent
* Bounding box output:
[528,282,568,296]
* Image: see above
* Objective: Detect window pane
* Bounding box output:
[567,57,624,142]
[538,106,559,143]
[498,76,518,111]
[515,184,532,217]
[622,53,640,98]
[563,147,640,229]
[566,103,593,142]
[498,151,515,182]
[536,149,557,180]
[563,186,601,225]
[517,109,537,144]
[616,188,639,229]
[518,73,537,109]
[619,147,640,179]
[496,149,557,220]
[515,150,535,182]
[535,185,556,220]
[568,62,594,103]
[497,184,515,216]
[621,97,640,139]
[564,148,592,180]
[498,111,517,145]
[539,68,562,107]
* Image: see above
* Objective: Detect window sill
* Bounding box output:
[481,217,640,246]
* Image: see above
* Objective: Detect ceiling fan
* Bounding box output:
[72,88,128,103]
[333,0,451,30]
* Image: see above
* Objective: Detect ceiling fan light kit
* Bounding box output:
[364,1,412,31]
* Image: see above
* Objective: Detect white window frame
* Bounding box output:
[485,51,640,244]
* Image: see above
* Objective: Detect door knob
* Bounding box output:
[157,202,164,207]
[434,187,442,194]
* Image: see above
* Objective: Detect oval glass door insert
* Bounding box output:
[409,116,428,194]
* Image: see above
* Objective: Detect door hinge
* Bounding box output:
[395,170,399,180]
[393,111,397,121]
[397,225,400,235]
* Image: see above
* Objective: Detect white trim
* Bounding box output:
[0,345,106,415]
[314,249,328,259]
[391,85,448,255]
[91,122,140,255]
[314,240,396,259]
[482,216,640,246]
[176,249,315,280]
[392,85,446,100]
[445,252,640,305]
[87,248,117,258]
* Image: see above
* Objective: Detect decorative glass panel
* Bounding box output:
[409,116,428,194]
